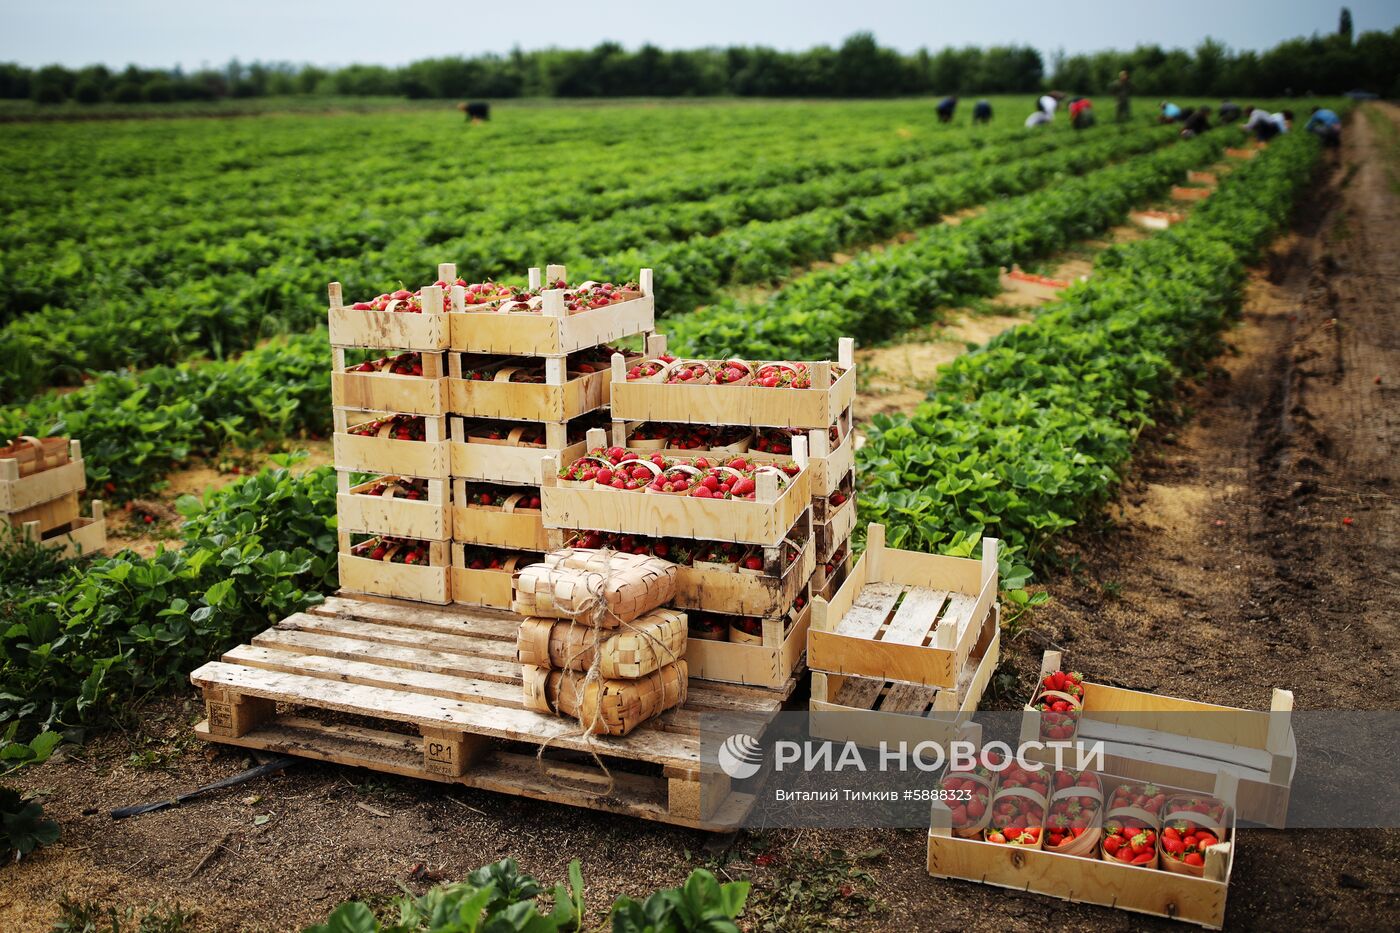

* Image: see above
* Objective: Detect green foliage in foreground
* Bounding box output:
[857,130,1319,569]
[308,859,748,933]
[1,783,58,861]
[0,456,337,765]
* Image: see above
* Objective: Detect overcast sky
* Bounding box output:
[3,0,1395,71]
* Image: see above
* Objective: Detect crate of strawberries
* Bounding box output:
[328,275,453,351]
[337,474,448,540]
[447,346,637,422]
[609,340,856,430]
[451,481,548,552]
[543,447,811,546]
[339,534,450,605]
[450,543,543,609]
[334,413,448,479]
[332,351,446,416]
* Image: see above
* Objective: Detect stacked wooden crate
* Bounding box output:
[328,263,656,607]
[806,523,1000,746]
[0,437,105,557]
[445,263,655,608]
[536,337,856,691]
[329,269,453,604]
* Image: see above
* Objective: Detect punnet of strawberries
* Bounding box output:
[1033,668,1085,741]
[350,536,431,565]
[688,614,728,640]
[1160,796,1228,868]
[1109,782,1169,817]
[346,351,425,376]
[712,359,752,385]
[939,772,991,833]
[459,545,537,571]
[730,616,764,637]
[1102,818,1158,866]
[348,414,427,441]
[626,356,677,380]
[362,477,429,500]
[754,427,798,454]
[1045,769,1102,849]
[985,761,1049,846]
[664,360,712,384]
[464,484,540,510]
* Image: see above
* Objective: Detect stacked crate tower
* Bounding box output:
[329,263,656,605]
[0,436,106,557]
[538,336,857,691]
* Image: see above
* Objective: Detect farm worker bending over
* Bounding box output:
[1038,92,1063,117]
[1218,100,1242,123]
[1304,107,1342,147]
[1159,101,1183,122]
[1243,107,1289,142]
[1069,97,1095,130]
[1112,70,1132,122]
[1024,109,1053,128]
[936,96,958,124]
[972,99,993,124]
[1180,106,1212,138]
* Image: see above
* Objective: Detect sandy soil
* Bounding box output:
[3,110,1397,931]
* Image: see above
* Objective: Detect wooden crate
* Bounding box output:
[674,531,816,618]
[448,416,587,486]
[1171,185,1212,202]
[0,439,85,513]
[450,480,549,552]
[619,407,855,498]
[336,474,450,540]
[811,547,851,596]
[21,500,106,559]
[814,491,858,562]
[333,410,449,479]
[807,524,999,689]
[447,355,612,422]
[1021,650,1295,827]
[687,595,812,689]
[331,349,447,417]
[608,339,856,429]
[449,265,655,356]
[1187,170,1218,185]
[4,490,79,535]
[450,543,539,610]
[809,605,998,749]
[928,770,1239,929]
[328,279,450,351]
[810,467,854,524]
[1225,147,1259,159]
[541,445,813,547]
[189,595,783,829]
[1129,210,1187,230]
[998,266,1072,302]
[339,533,451,605]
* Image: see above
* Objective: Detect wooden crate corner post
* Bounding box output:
[1266,688,1295,784]
[420,726,489,777]
[666,766,730,822]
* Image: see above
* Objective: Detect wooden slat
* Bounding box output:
[314,596,522,642]
[879,587,948,646]
[192,661,699,769]
[278,612,518,662]
[835,583,904,638]
[832,676,885,710]
[227,643,522,704]
[879,682,938,714]
[252,627,521,684]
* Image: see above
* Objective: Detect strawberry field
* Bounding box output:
[5,91,1395,933]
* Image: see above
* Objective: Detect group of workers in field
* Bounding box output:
[935,71,1344,148]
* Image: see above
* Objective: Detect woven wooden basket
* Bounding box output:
[513,549,677,625]
[517,608,687,679]
[521,660,688,736]
[0,436,70,478]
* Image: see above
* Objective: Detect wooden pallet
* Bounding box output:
[190,596,786,829]
[928,769,1239,929]
[1021,650,1295,827]
[809,604,999,749]
[609,338,856,429]
[807,524,998,689]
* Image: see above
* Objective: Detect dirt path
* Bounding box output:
[3,117,1397,931]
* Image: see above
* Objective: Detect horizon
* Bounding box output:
[2,0,1397,73]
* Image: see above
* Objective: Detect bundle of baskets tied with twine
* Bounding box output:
[517,548,687,740]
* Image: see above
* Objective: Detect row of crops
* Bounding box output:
[0,104,1174,400]
[1,122,1189,496]
[0,128,1318,766]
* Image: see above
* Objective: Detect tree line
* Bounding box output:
[2,21,1395,107]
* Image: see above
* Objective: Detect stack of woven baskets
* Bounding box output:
[515,549,688,736]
